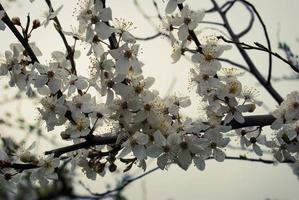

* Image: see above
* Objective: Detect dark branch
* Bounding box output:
[44,135,117,157]
[44,0,78,75]
[211,0,283,104]
[134,32,166,41]
[239,0,273,83]
[236,3,254,38]
[0,4,39,63]
[44,114,276,158]
[217,58,249,72]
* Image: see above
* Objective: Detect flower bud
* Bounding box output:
[60,131,70,140]
[20,152,38,163]
[11,17,21,26]
[32,19,41,29]
[109,163,117,172]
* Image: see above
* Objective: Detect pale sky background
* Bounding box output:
[0,0,299,200]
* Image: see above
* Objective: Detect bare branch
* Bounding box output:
[44,0,78,75]
[217,58,249,72]
[211,0,284,104]
[239,0,273,83]
[236,3,254,38]
[0,4,39,63]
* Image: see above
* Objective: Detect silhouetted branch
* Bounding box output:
[0,3,39,63]
[239,0,273,83]
[237,3,254,38]
[217,58,249,72]
[45,0,78,75]
[211,0,284,104]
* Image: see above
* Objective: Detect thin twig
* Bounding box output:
[0,4,39,63]
[239,0,273,83]
[211,0,284,104]
[44,0,77,75]
[217,58,249,72]
[237,3,254,38]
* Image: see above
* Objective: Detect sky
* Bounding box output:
[0,0,299,200]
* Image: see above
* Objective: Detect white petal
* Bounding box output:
[132,145,146,160]
[35,75,48,88]
[48,78,62,93]
[157,153,168,170]
[115,56,130,75]
[75,78,88,90]
[193,157,205,170]
[135,132,149,145]
[146,145,163,158]
[177,150,192,170]
[122,31,136,43]
[95,22,112,39]
[253,143,263,156]
[165,0,177,14]
[178,25,189,40]
[153,130,167,146]
[100,8,112,21]
[37,86,50,95]
[213,148,226,162]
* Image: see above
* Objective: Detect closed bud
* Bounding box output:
[109,163,117,172]
[61,131,70,140]
[12,17,21,26]
[32,19,41,29]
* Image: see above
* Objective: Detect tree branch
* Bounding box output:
[43,114,276,158]
[236,3,254,38]
[0,3,39,63]
[217,57,249,72]
[211,0,284,104]
[44,0,78,75]
[239,0,273,83]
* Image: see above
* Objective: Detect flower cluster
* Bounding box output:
[0,0,298,191]
[270,91,299,161]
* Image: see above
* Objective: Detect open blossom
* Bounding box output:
[192,36,231,73]
[32,156,60,186]
[203,129,230,162]
[42,5,63,27]
[160,16,176,44]
[172,5,205,40]
[109,43,143,75]
[64,113,90,138]
[78,0,112,41]
[113,18,136,43]
[0,10,6,31]
[34,63,63,94]
[272,91,299,129]
[38,95,67,131]
[63,75,89,96]
[118,131,149,161]
[67,93,96,114]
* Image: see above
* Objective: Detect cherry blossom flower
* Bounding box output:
[109,43,143,75]
[64,113,90,138]
[203,129,230,162]
[42,5,63,27]
[172,5,205,40]
[38,95,67,131]
[31,156,60,186]
[63,75,89,96]
[192,36,231,73]
[118,131,149,161]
